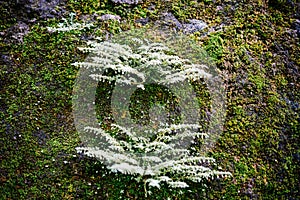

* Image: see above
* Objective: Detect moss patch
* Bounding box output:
[1,0,299,199]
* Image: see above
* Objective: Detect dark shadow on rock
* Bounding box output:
[0,0,67,44]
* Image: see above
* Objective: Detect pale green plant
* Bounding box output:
[47,12,94,32]
[74,37,231,196]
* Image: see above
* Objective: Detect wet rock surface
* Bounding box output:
[159,12,183,29]
[111,0,142,5]
[137,12,219,36]
[1,21,30,43]
[182,19,208,34]
[292,19,300,37]
[0,0,67,44]
[2,0,66,22]
[99,14,121,22]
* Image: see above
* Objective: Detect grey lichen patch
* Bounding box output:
[99,14,121,22]
[2,21,30,43]
[182,19,208,34]
[111,0,141,5]
[139,12,209,35]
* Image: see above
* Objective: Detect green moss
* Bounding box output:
[1,0,299,199]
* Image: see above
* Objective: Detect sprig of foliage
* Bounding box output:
[74,37,231,196]
[47,12,94,32]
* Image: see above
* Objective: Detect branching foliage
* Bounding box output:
[74,37,231,196]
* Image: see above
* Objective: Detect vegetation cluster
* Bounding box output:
[0,0,299,199]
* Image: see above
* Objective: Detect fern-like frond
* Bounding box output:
[75,36,231,196]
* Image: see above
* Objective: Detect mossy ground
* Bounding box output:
[1,0,299,199]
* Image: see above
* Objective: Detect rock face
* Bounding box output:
[2,22,30,43]
[159,12,183,29]
[292,19,300,38]
[0,0,67,44]
[111,0,141,4]
[137,12,208,35]
[182,19,208,34]
[14,0,66,20]
[100,14,121,22]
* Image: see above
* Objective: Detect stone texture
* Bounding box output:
[100,14,121,22]
[182,19,208,34]
[111,0,141,5]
